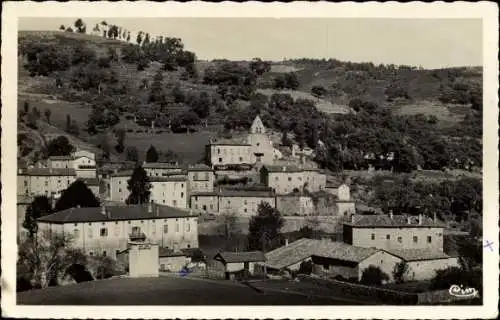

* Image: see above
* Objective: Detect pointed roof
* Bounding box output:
[250,115,266,134]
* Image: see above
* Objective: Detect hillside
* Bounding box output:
[17,30,482,172]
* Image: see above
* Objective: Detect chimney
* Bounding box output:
[100,205,106,216]
[389,210,394,219]
[285,238,289,246]
[350,214,355,224]
[18,168,22,174]
[407,216,412,224]
[148,200,153,214]
[155,205,159,217]
[433,212,437,223]
[418,213,423,225]
[282,166,286,172]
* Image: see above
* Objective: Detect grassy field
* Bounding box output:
[17,275,347,305]
[394,100,467,125]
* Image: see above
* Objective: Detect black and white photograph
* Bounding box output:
[1,2,498,319]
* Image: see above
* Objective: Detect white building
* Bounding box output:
[17,168,77,197]
[36,202,199,259]
[47,150,97,178]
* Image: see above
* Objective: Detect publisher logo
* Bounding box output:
[448,285,479,298]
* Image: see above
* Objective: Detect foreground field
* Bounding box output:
[17,275,353,305]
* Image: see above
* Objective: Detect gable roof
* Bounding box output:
[214,251,266,263]
[188,164,213,172]
[150,176,187,183]
[384,249,454,262]
[19,168,76,176]
[264,238,380,269]
[37,203,196,224]
[344,214,446,228]
[250,115,266,134]
[109,170,134,178]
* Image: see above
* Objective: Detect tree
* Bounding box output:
[136,31,143,46]
[281,131,292,147]
[66,114,72,132]
[249,58,271,76]
[360,265,389,285]
[59,25,65,30]
[54,180,100,212]
[146,145,159,163]
[44,108,52,124]
[311,85,327,97]
[23,196,53,238]
[17,230,82,288]
[219,211,240,241]
[45,136,75,157]
[66,27,74,33]
[125,146,139,162]
[247,202,284,251]
[392,261,410,284]
[189,92,211,119]
[126,165,152,205]
[285,72,300,90]
[98,134,112,161]
[115,128,126,153]
[74,18,86,33]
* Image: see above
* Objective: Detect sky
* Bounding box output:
[19,18,482,69]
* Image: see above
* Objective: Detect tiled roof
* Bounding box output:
[17,195,34,204]
[109,170,134,178]
[344,214,446,228]
[49,155,75,161]
[191,190,275,198]
[209,135,251,146]
[188,164,213,172]
[150,176,187,183]
[19,168,76,176]
[143,162,181,169]
[159,248,188,258]
[384,249,454,262]
[79,177,99,186]
[264,239,379,269]
[263,165,302,173]
[214,251,266,263]
[37,203,195,224]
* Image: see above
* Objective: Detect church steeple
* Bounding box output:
[250,115,266,134]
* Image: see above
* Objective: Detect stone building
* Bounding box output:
[18,168,77,198]
[260,165,326,195]
[36,202,199,259]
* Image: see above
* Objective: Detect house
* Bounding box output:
[205,116,282,167]
[263,238,319,272]
[47,150,97,178]
[187,164,215,195]
[143,162,185,178]
[158,248,191,272]
[213,251,266,279]
[260,165,326,195]
[128,241,160,278]
[108,170,188,209]
[190,189,277,216]
[79,177,100,199]
[36,202,199,259]
[275,193,315,216]
[17,168,77,197]
[343,213,446,252]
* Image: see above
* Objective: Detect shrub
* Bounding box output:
[393,261,409,284]
[360,265,390,286]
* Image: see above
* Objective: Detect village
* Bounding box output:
[16,115,477,305]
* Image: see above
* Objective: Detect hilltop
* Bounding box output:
[17,30,482,172]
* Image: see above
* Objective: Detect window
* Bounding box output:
[119,188,122,192]
[217,148,220,154]
[386,234,390,240]
[288,177,292,181]
[24,180,28,186]
[163,225,168,234]
[128,221,131,224]
[116,250,120,255]
[119,181,121,184]
[256,142,260,146]
[74,223,78,227]
[181,192,184,198]
[413,236,418,243]
[88,222,92,226]
[163,200,165,203]
[397,236,402,243]
[176,223,179,232]
[371,233,375,240]
[115,221,118,225]
[58,180,61,184]
[244,208,247,213]
[45,181,48,186]
[89,252,94,256]
[132,226,140,234]
[219,158,222,163]
[173,200,177,207]
[181,184,184,188]
[141,220,144,223]
[100,228,108,237]
[195,204,199,209]
[239,157,243,162]
[323,264,329,270]
[275,177,279,181]
[244,200,247,205]
[102,251,107,257]
[203,205,207,211]
[427,236,432,243]
[74,229,79,237]
[152,219,155,223]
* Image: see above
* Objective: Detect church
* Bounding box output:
[206,116,282,167]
